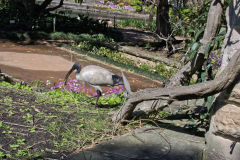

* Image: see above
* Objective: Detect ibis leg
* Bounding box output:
[95,90,102,107]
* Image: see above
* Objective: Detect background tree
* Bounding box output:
[156,0,171,37]
[12,0,65,28]
[1,0,84,29]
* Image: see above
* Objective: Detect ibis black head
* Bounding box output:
[64,62,81,85]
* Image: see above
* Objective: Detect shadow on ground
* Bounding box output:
[65,126,205,160]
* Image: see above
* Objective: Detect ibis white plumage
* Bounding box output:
[64,62,131,107]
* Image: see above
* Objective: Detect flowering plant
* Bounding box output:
[50,79,126,106]
[209,51,222,67]
[95,0,134,11]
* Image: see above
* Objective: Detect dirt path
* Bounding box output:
[0,40,163,92]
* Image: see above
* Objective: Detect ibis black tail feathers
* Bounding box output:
[121,72,132,97]
[112,75,123,85]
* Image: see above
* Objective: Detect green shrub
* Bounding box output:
[118,2,124,7]
[117,18,156,31]
[134,5,142,12]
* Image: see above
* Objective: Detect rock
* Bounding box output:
[227,82,240,105]
[211,104,240,141]
[65,126,205,160]
[133,100,169,117]
[133,100,156,116]
[205,132,240,160]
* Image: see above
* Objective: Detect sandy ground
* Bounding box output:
[0,40,163,93]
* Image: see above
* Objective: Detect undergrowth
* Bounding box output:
[0,80,128,159]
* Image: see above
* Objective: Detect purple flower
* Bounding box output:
[95,1,134,11]
[49,78,126,99]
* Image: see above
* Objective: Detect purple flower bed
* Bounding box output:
[50,79,126,97]
[95,0,134,11]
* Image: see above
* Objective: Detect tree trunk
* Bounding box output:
[156,0,171,37]
[13,0,65,29]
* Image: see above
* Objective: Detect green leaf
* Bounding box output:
[195,27,205,41]
[204,41,212,58]
[10,144,20,150]
[77,124,84,128]
[191,42,200,52]
[214,36,224,49]
[219,27,227,35]
[187,42,201,61]
[29,127,36,133]
[0,151,5,157]
[206,95,215,111]
[200,114,206,119]
[201,70,207,82]
[187,28,195,34]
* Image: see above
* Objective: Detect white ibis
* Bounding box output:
[64,62,131,107]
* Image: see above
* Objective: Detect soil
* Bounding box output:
[0,40,164,93]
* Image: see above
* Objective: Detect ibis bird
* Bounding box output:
[64,62,131,107]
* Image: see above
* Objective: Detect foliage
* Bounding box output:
[169,0,211,37]
[0,30,115,43]
[73,41,173,79]
[183,12,226,127]
[0,0,11,24]
[155,62,176,78]
[117,18,156,31]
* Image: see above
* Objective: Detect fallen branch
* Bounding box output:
[113,49,240,122]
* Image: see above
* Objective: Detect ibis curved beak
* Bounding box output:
[64,62,81,85]
[64,68,74,85]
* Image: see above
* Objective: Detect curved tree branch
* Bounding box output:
[45,0,64,12]
[38,0,64,14]
[113,49,240,122]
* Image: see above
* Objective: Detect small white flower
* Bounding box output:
[46,80,51,86]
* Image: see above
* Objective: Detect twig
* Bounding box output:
[0,145,10,153]
[131,130,145,143]
[28,140,49,149]
[2,121,46,131]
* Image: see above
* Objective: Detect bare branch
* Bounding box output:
[113,49,240,122]
[38,0,64,13]
[45,0,64,12]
